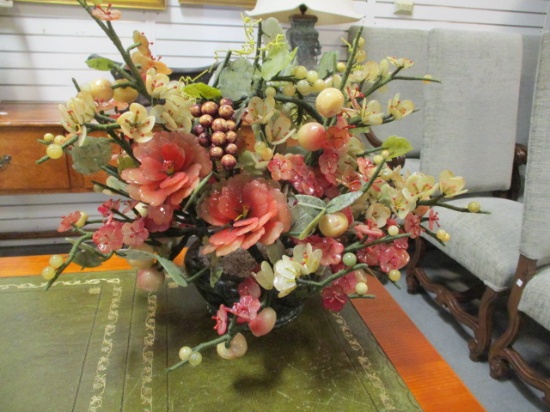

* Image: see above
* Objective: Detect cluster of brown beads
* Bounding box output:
[191,98,238,170]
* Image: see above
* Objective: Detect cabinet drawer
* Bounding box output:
[0,126,72,192]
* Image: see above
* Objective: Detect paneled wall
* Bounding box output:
[1,0,548,103]
[0,0,548,246]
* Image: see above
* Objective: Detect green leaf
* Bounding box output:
[261,17,286,44]
[86,57,116,71]
[295,194,326,210]
[326,191,365,213]
[182,82,222,99]
[119,249,188,287]
[381,135,413,159]
[72,249,103,268]
[262,44,296,81]
[70,137,113,174]
[266,241,285,264]
[317,51,339,79]
[289,203,317,235]
[217,58,254,101]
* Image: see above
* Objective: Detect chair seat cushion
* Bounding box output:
[519,266,550,330]
[424,197,523,291]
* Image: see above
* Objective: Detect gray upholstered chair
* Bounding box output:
[488,31,550,406]
[406,28,525,360]
[349,27,428,172]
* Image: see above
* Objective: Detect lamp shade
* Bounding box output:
[246,0,363,26]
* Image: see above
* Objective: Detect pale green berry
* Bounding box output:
[387,225,399,236]
[41,266,56,280]
[306,70,319,83]
[265,86,277,97]
[355,281,368,295]
[178,346,193,362]
[467,201,481,213]
[49,255,64,269]
[282,83,296,97]
[46,144,63,159]
[43,133,55,142]
[342,252,357,267]
[188,351,202,366]
[336,62,347,72]
[388,270,401,282]
[296,79,312,96]
[293,65,308,79]
[373,154,384,165]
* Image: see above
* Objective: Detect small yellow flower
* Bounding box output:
[292,243,322,275]
[116,103,155,143]
[404,172,438,200]
[252,261,275,290]
[244,96,276,125]
[59,91,95,134]
[387,56,414,69]
[388,94,414,120]
[360,100,384,126]
[273,257,303,297]
[439,170,468,198]
[366,203,391,228]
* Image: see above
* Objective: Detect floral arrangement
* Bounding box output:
[37,0,473,370]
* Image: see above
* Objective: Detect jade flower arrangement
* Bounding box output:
[37,0,472,369]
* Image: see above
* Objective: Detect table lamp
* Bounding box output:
[246,0,363,69]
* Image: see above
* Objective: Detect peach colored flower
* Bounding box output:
[121,131,212,207]
[198,174,291,256]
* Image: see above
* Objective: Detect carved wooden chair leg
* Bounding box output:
[406,237,425,294]
[468,288,501,361]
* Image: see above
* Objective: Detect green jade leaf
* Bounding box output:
[217,58,254,101]
[72,249,104,268]
[70,136,112,174]
[317,51,339,79]
[326,191,365,214]
[119,249,188,287]
[381,135,413,159]
[86,57,116,71]
[262,44,297,81]
[182,82,222,99]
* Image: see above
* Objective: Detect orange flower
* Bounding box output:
[121,131,212,207]
[198,174,291,256]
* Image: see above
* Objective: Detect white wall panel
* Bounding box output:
[0,0,548,246]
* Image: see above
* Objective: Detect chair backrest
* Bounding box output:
[350,27,428,158]
[516,34,542,147]
[519,31,550,262]
[419,29,523,193]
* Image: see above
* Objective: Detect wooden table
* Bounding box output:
[0,254,484,411]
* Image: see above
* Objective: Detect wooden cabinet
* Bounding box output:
[0,103,106,194]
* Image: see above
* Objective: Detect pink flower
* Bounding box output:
[357,245,381,267]
[268,154,323,197]
[93,221,124,253]
[121,131,212,207]
[333,271,358,295]
[238,277,261,299]
[213,304,229,335]
[121,219,149,247]
[98,199,121,218]
[58,211,83,232]
[229,295,261,324]
[322,285,348,312]
[298,235,344,266]
[428,209,440,231]
[144,203,175,232]
[379,244,410,273]
[404,213,422,238]
[198,173,291,256]
[91,5,122,21]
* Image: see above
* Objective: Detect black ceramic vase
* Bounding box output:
[185,241,306,328]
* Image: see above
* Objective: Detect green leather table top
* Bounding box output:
[0,271,421,411]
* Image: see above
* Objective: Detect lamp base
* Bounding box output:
[286,14,321,69]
